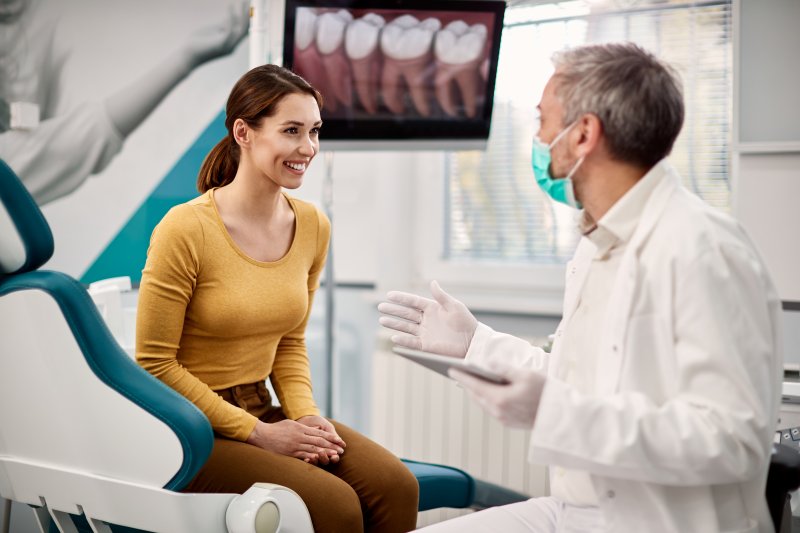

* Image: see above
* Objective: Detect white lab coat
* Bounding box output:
[467,161,783,532]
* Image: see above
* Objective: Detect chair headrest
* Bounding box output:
[0,159,54,275]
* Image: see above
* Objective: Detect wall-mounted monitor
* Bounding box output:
[283,0,506,150]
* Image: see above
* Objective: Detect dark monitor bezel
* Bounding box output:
[282,0,506,145]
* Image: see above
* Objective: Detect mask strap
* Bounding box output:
[548,121,577,149]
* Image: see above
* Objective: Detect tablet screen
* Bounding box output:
[392,346,510,384]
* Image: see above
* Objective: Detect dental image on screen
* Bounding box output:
[284,2,504,144]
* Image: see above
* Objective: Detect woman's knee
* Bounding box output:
[359,457,419,532]
[381,458,419,505]
[301,477,364,533]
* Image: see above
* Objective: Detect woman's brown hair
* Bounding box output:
[197,64,323,193]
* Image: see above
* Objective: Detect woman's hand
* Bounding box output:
[246,418,345,465]
[296,415,347,465]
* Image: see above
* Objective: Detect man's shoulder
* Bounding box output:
[647,186,755,262]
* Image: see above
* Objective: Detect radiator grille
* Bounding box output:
[370,331,548,527]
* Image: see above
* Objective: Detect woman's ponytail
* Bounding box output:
[197,135,238,193]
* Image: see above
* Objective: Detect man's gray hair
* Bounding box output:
[552,42,684,168]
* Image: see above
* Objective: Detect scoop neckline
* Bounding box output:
[208,188,299,267]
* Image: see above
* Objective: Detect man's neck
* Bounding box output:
[578,159,651,222]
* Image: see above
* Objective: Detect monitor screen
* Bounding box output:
[283,0,506,150]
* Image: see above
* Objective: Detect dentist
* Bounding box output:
[379,43,782,533]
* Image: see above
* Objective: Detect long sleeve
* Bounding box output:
[1,101,124,205]
[529,241,781,486]
[136,205,258,441]
[270,209,331,419]
[466,322,551,372]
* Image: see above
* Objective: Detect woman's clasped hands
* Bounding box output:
[246,415,346,466]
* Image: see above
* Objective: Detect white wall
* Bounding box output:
[732,0,800,302]
[734,153,800,301]
[41,0,249,276]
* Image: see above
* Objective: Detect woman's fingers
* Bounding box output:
[305,435,345,455]
[304,427,346,452]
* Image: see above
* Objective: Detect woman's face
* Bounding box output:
[244,92,322,191]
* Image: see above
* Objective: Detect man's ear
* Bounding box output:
[232,118,250,147]
[574,113,602,158]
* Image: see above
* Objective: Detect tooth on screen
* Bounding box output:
[345,14,385,59]
[345,13,386,114]
[380,15,441,60]
[433,22,489,118]
[316,10,353,55]
[296,8,319,50]
[434,22,487,64]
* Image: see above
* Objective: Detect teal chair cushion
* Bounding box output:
[401,459,475,511]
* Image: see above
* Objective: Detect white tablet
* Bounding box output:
[392,346,510,385]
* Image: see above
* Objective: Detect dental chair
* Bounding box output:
[0,159,312,533]
[0,158,528,532]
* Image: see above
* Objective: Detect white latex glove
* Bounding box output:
[378,280,478,358]
[449,365,546,429]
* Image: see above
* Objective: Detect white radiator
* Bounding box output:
[370,331,548,528]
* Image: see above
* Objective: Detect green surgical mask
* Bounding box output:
[531,122,584,209]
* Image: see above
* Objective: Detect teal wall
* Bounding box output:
[81,111,225,284]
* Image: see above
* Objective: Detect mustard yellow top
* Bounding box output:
[136,190,330,441]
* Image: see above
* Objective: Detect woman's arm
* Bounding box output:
[136,205,259,441]
[269,209,331,420]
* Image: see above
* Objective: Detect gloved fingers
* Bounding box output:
[448,368,498,394]
[378,316,421,336]
[389,333,424,351]
[484,359,516,377]
[377,301,423,323]
[430,280,457,308]
[386,290,435,310]
[450,369,503,417]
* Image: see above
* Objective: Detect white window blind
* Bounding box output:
[446,0,732,264]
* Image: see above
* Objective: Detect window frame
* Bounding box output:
[412,0,732,314]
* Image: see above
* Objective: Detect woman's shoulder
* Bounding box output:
[154,192,213,239]
[286,195,331,233]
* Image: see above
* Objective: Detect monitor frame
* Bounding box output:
[282,0,506,151]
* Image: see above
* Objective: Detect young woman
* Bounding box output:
[136,64,418,532]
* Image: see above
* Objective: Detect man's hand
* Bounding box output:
[378,280,478,358]
[449,365,547,428]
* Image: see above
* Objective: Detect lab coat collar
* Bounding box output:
[592,161,669,257]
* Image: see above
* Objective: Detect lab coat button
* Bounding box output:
[612,345,618,352]
[606,490,615,499]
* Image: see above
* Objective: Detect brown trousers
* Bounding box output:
[182,382,419,533]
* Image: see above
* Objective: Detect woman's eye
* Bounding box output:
[284,127,298,134]
[311,127,321,135]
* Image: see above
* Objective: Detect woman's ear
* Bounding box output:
[232,118,249,147]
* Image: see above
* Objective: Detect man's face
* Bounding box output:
[536,73,574,180]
